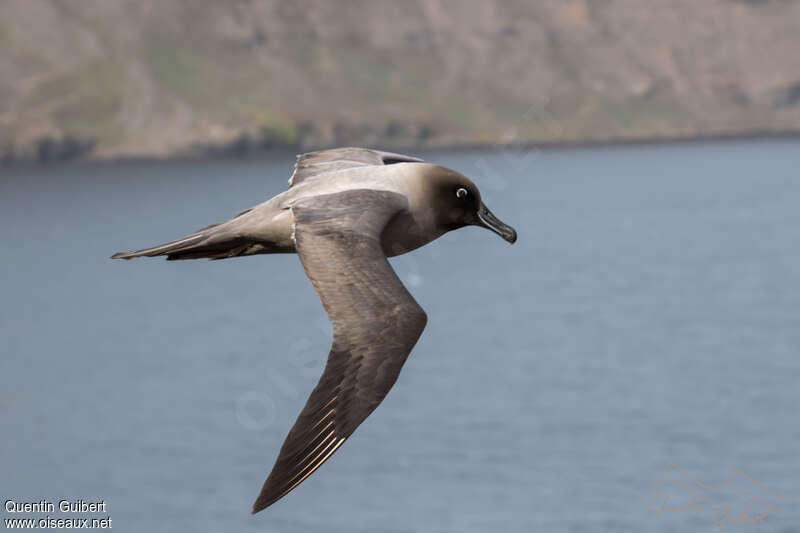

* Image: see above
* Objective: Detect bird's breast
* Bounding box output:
[381,211,444,257]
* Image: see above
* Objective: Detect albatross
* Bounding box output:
[111,147,517,512]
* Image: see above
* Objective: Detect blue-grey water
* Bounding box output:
[1,140,798,532]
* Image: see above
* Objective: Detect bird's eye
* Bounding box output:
[456,188,468,199]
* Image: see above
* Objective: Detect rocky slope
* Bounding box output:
[2,0,799,163]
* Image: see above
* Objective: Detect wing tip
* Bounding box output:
[251,485,282,514]
[251,436,347,513]
[251,498,270,514]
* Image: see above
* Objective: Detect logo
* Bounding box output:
[638,461,795,529]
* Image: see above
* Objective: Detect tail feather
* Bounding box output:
[111,229,285,261]
[111,233,208,260]
[111,219,260,260]
[111,207,291,261]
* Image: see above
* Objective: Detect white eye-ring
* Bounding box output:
[456,188,468,199]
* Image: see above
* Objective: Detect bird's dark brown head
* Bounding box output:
[427,166,517,244]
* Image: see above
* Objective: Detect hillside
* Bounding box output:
[2,0,800,163]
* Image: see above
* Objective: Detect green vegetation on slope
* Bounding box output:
[2,0,800,163]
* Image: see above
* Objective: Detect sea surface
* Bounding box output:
[1,140,799,532]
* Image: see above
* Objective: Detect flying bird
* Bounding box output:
[111,147,517,512]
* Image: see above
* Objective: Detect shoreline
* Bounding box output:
[2,128,798,171]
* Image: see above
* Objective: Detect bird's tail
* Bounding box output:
[110,215,279,261]
[110,225,249,260]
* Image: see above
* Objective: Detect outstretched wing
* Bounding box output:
[288,147,424,187]
[252,190,427,512]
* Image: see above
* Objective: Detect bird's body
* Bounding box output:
[114,159,483,260]
[112,147,516,512]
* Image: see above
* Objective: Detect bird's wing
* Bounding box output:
[252,189,427,512]
[288,147,424,187]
